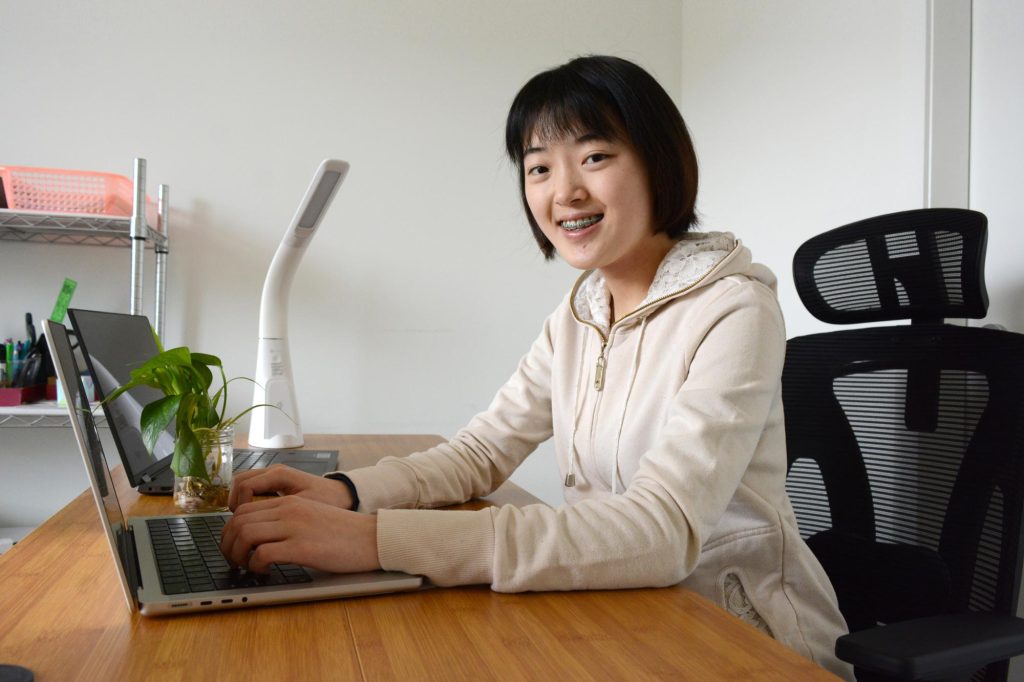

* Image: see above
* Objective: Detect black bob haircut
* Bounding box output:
[505,55,699,260]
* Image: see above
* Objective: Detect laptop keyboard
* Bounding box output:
[232,449,277,472]
[232,449,334,475]
[232,446,331,473]
[147,516,312,595]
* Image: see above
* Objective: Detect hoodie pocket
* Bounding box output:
[721,571,774,636]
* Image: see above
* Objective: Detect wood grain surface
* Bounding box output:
[0,434,836,680]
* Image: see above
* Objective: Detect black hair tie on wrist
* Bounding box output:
[325,472,360,511]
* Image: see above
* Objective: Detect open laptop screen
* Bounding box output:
[45,319,138,613]
[45,320,125,531]
[67,309,175,486]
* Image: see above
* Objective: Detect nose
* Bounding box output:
[554,167,586,206]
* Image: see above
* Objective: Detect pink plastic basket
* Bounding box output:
[0,166,158,227]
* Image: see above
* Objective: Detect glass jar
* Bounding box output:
[174,426,233,513]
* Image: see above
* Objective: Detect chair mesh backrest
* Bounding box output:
[784,209,1024,681]
[793,208,988,324]
[785,326,1024,620]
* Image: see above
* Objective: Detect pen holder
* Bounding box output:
[0,384,45,407]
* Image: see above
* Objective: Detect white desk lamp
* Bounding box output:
[249,159,349,448]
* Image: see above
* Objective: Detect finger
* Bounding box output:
[248,540,301,574]
[229,465,298,510]
[220,502,285,560]
[232,495,289,517]
[222,519,287,568]
[228,468,266,510]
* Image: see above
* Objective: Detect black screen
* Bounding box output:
[67,309,175,486]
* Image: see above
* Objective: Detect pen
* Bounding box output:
[11,341,24,386]
[26,313,36,348]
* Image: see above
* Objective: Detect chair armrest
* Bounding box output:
[836,612,1024,680]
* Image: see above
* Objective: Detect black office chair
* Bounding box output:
[782,208,1024,681]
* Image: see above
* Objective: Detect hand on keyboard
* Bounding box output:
[228,464,353,511]
[220,495,380,575]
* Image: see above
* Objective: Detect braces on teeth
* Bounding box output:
[561,215,602,230]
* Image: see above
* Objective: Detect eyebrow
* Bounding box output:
[524,132,608,157]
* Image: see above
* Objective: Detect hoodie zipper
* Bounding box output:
[571,241,742,392]
[594,343,608,391]
[566,240,742,488]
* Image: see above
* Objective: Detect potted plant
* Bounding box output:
[105,344,271,513]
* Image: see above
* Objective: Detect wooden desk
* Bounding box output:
[0,434,836,680]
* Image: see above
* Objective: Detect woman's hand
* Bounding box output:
[220,495,380,574]
[228,464,353,511]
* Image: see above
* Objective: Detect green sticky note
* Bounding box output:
[50,278,78,323]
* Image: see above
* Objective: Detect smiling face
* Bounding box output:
[523,130,672,278]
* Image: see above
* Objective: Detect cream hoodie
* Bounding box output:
[343,233,852,679]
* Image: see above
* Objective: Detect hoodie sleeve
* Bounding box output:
[342,302,560,515]
[373,279,786,590]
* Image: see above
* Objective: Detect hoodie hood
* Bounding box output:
[570,231,776,335]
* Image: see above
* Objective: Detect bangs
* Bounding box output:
[505,70,623,165]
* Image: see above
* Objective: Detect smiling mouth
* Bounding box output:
[559,214,603,231]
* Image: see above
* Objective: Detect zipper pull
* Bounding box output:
[594,345,607,391]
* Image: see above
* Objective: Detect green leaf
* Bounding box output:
[192,362,214,391]
[121,348,193,394]
[194,393,218,428]
[190,352,222,367]
[139,394,182,455]
[103,367,161,407]
[190,352,219,394]
[138,347,192,373]
[177,393,199,434]
[171,425,207,481]
[150,367,173,393]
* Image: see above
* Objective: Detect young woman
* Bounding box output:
[220,55,851,678]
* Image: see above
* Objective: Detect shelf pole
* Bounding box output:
[129,158,147,317]
[155,184,169,342]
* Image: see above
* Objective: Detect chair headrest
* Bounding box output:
[793,208,988,325]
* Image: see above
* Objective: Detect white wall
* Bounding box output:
[680,0,928,339]
[0,0,683,524]
[973,1,1024,332]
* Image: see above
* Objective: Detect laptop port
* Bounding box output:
[171,603,189,608]
[200,601,213,606]
[221,599,233,604]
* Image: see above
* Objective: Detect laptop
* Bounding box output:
[67,308,338,494]
[45,319,423,615]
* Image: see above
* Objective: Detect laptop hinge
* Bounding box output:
[118,525,144,593]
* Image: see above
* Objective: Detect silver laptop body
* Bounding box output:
[45,319,422,616]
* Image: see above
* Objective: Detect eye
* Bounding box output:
[526,165,549,177]
[584,153,610,165]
